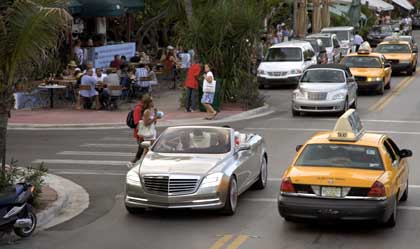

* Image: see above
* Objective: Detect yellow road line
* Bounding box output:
[226,235,250,249]
[376,77,415,111]
[209,234,233,249]
[369,76,411,112]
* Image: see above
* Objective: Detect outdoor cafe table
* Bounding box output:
[38,84,67,108]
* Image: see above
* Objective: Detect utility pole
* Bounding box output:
[293,0,297,36]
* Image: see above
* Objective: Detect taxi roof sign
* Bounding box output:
[357,41,371,54]
[328,109,365,142]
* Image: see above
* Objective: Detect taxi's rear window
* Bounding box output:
[295,144,384,170]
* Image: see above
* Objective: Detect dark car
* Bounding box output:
[367,25,393,47]
[412,15,420,29]
[304,38,328,64]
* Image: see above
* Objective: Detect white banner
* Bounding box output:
[90,43,136,68]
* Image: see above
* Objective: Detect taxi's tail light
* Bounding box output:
[367,181,386,197]
[280,177,295,193]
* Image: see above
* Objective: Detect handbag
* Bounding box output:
[203,79,216,93]
[137,121,154,138]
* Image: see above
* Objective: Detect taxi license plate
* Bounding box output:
[321,187,341,198]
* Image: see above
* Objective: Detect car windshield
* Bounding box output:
[295,144,384,170]
[318,37,332,47]
[305,40,319,52]
[152,128,231,154]
[325,31,349,41]
[300,69,345,83]
[266,47,302,62]
[375,44,411,53]
[341,56,382,68]
[372,26,392,33]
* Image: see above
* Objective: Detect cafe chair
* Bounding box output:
[77,85,94,110]
[108,85,123,110]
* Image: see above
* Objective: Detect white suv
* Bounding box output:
[257,41,317,88]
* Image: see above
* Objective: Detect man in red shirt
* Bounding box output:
[184,58,201,112]
[131,97,145,163]
[110,54,122,69]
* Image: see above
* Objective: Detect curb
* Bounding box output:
[8,104,274,130]
[36,174,89,230]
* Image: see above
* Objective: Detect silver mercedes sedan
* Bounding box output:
[291,64,358,116]
[125,126,268,215]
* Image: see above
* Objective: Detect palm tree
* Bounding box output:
[183,0,193,23]
[0,0,71,172]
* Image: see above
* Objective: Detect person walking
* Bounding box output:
[201,64,217,120]
[138,96,160,155]
[353,32,364,52]
[130,96,145,164]
[184,57,201,112]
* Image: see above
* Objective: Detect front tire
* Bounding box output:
[292,109,300,117]
[385,78,391,89]
[253,156,268,190]
[350,97,357,109]
[341,99,349,115]
[13,207,37,237]
[377,81,385,95]
[407,67,413,76]
[222,177,238,216]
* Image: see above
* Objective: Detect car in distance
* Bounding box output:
[321,26,355,56]
[291,64,357,116]
[306,33,341,63]
[341,43,392,95]
[383,35,418,55]
[278,109,412,227]
[303,37,328,64]
[367,25,393,47]
[125,126,268,215]
[375,39,417,75]
[257,41,317,88]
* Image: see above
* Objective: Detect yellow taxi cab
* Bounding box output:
[375,37,417,76]
[278,109,412,226]
[341,42,392,95]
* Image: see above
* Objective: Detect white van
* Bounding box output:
[257,41,317,88]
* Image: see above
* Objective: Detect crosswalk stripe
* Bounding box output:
[51,170,126,176]
[57,151,134,157]
[32,159,128,166]
[80,143,137,148]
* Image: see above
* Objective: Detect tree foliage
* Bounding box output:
[0,0,71,170]
[179,0,265,107]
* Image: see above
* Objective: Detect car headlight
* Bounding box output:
[200,172,224,188]
[331,92,346,100]
[126,170,141,186]
[367,77,383,82]
[288,69,302,75]
[292,89,306,99]
[257,69,265,76]
[400,60,411,64]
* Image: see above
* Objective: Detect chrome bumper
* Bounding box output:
[125,181,228,209]
[292,99,346,113]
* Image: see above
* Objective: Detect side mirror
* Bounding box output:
[141,141,151,148]
[304,56,312,61]
[400,149,413,158]
[296,145,303,152]
[236,143,251,153]
[384,63,391,68]
[413,47,418,53]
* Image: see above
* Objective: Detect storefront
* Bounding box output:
[68,0,144,67]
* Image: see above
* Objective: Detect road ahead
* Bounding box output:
[5,35,420,248]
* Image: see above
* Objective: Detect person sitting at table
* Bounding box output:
[63,60,80,76]
[145,65,158,87]
[130,51,141,63]
[120,56,129,70]
[95,68,107,83]
[110,54,122,69]
[140,52,150,63]
[135,63,152,96]
[103,68,122,109]
[82,61,96,77]
[78,68,101,110]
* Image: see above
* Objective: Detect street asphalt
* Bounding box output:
[4,33,420,248]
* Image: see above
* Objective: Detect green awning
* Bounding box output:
[121,0,144,12]
[77,0,125,17]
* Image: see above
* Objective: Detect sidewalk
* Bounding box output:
[9,88,273,128]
